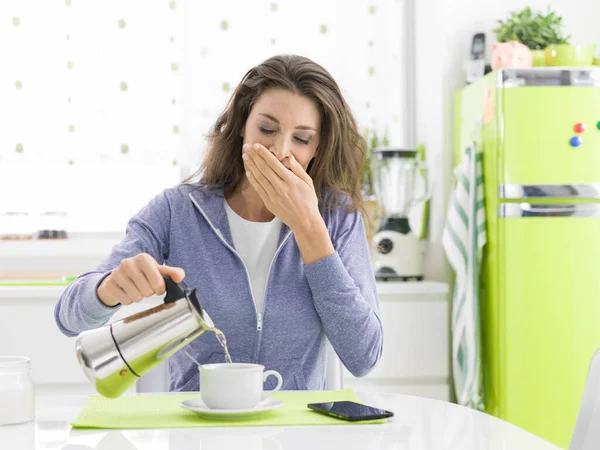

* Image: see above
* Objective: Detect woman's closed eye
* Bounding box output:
[294,136,310,145]
[258,126,311,145]
[259,126,276,135]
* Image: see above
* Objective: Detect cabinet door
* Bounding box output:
[344,296,449,380]
[0,298,88,385]
[0,292,163,387]
[500,204,600,449]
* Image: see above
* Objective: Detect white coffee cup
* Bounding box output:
[200,363,283,410]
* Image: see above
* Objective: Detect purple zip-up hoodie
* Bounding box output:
[54,183,383,391]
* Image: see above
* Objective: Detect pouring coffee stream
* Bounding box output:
[185,328,233,367]
[214,329,233,364]
[75,275,231,398]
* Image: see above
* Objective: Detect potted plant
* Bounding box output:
[360,128,388,199]
[360,128,388,242]
[493,6,570,66]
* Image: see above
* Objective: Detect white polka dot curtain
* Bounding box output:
[1,0,410,232]
[2,0,185,166]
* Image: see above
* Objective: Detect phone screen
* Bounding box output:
[307,401,394,421]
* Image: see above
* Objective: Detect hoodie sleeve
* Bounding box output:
[54,191,172,337]
[302,207,383,377]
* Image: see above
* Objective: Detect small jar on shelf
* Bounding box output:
[37,211,69,239]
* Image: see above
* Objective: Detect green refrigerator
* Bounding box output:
[454,68,600,449]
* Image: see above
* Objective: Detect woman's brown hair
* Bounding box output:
[187,54,367,213]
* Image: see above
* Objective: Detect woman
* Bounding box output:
[55,54,383,392]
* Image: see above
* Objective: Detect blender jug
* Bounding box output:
[371,148,429,280]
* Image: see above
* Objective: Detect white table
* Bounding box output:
[1,391,561,450]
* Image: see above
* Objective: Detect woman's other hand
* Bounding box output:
[242,142,321,233]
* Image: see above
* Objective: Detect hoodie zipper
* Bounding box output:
[256,312,262,331]
[253,229,292,360]
[189,194,291,362]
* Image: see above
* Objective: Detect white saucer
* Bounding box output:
[180,397,284,420]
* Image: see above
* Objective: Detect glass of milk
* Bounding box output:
[0,356,34,425]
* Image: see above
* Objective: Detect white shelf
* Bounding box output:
[0,281,450,300]
[376,281,449,297]
[0,235,123,258]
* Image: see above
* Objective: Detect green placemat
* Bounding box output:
[71,388,387,429]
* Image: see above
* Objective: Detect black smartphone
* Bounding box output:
[307,401,394,421]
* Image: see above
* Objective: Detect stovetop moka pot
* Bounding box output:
[75,276,214,398]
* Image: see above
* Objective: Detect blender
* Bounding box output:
[371,148,429,281]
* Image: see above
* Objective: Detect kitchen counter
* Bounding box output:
[0,390,561,450]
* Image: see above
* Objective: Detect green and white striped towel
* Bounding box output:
[442,142,487,411]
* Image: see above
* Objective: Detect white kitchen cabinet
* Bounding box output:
[0,289,87,386]
[0,286,163,391]
[343,281,450,402]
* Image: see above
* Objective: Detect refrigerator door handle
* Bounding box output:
[497,68,600,88]
[499,184,600,199]
[500,203,600,218]
[523,204,577,214]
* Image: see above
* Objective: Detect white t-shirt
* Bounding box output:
[224,200,283,317]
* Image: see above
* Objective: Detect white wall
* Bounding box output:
[415,0,600,282]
